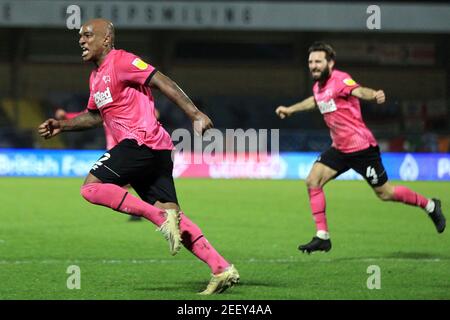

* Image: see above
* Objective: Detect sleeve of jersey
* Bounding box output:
[337,76,360,97]
[87,94,98,112]
[66,110,87,119]
[117,52,157,86]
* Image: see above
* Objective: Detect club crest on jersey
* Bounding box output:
[93,87,113,108]
[325,89,332,96]
[317,99,337,114]
[102,75,111,84]
[132,58,148,70]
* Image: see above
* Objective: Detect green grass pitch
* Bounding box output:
[0,178,449,300]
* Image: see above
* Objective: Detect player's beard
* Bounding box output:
[311,67,331,82]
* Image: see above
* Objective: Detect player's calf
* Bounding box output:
[374,183,395,201]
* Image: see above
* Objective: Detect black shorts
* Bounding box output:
[317,145,388,187]
[90,139,178,205]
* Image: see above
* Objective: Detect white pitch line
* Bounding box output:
[0,257,444,265]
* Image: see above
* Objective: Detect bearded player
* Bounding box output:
[38,19,239,294]
[276,42,446,253]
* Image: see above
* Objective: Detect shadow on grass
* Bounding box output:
[307,251,450,263]
[134,281,203,292]
[384,252,450,260]
[134,280,277,294]
[236,280,282,288]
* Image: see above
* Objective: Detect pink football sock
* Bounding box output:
[308,187,328,232]
[179,212,230,274]
[80,183,166,226]
[81,183,230,274]
[392,186,429,209]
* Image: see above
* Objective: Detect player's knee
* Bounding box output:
[80,183,99,203]
[375,189,393,201]
[306,175,321,189]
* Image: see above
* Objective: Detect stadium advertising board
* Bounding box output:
[1,1,450,33]
[1,149,449,181]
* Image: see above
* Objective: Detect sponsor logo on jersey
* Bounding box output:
[132,58,148,70]
[343,78,357,86]
[93,87,113,108]
[317,99,337,114]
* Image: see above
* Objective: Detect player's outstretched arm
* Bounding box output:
[149,71,213,135]
[275,96,316,119]
[38,111,102,139]
[351,87,385,104]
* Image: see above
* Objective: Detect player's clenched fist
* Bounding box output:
[38,119,61,139]
[275,106,291,119]
[192,112,213,136]
[374,90,385,104]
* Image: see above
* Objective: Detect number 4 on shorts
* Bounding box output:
[366,166,378,185]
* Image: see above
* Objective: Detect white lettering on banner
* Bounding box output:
[209,156,287,179]
[437,158,450,179]
[399,154,419,181]
[60,3,253,27]
[62,156,95,176]
[317,99,337,114]
[0,154,59,176]
[93,87,113,108]
[1,151,450,181]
